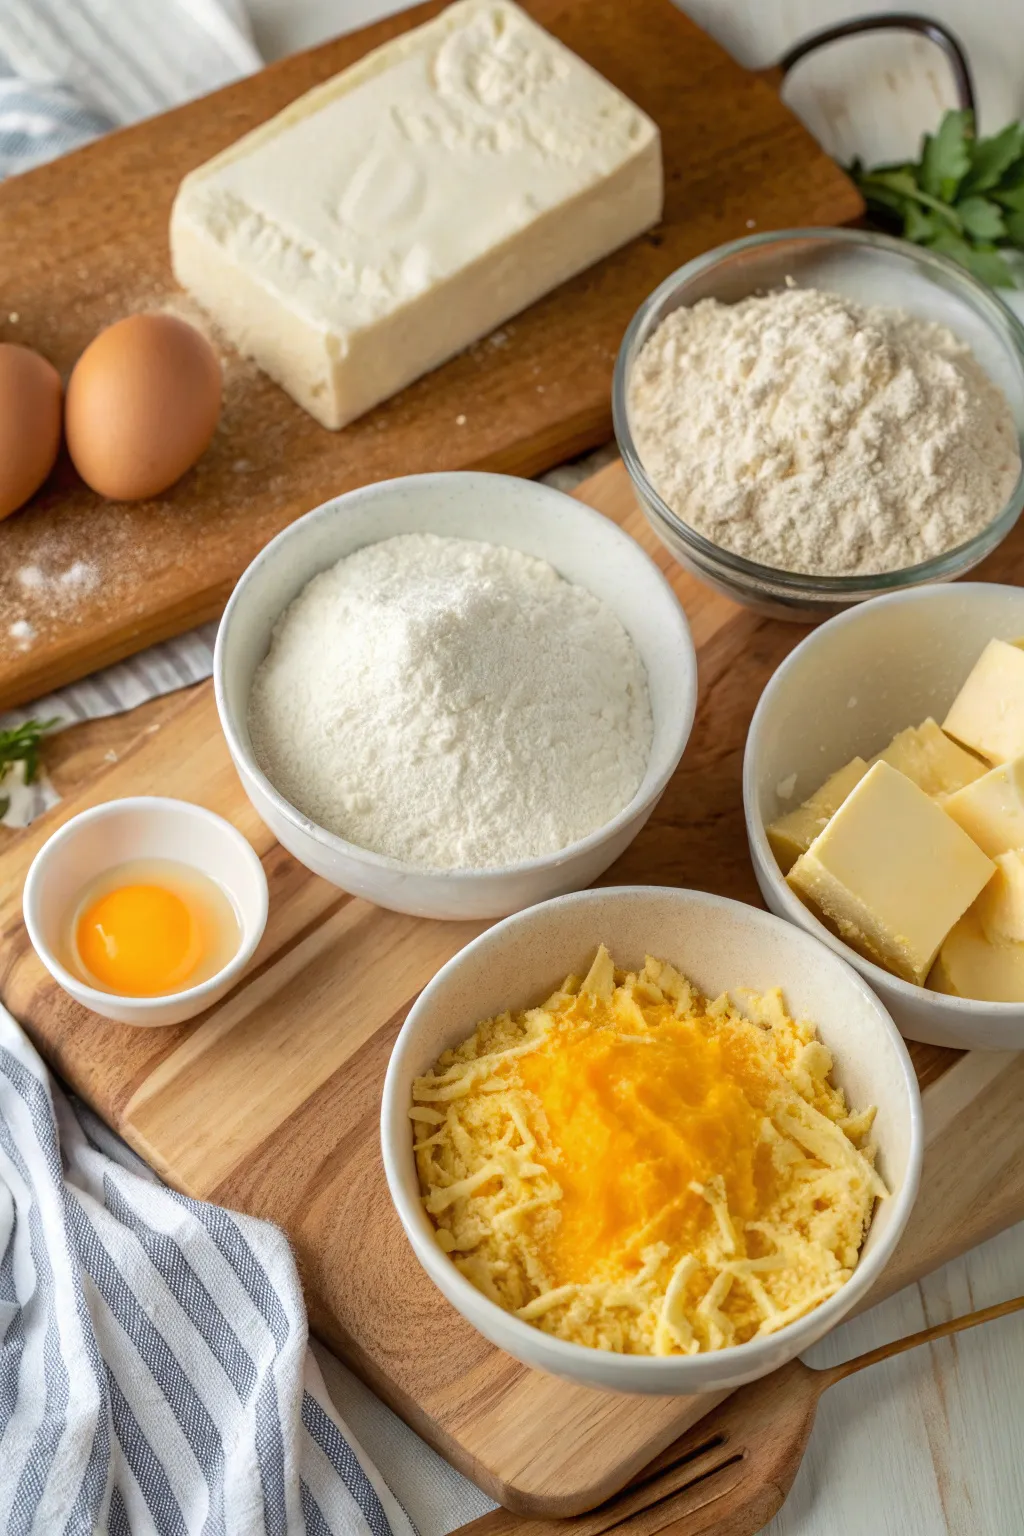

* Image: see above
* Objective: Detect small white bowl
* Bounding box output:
[381,885,922,1395]
[744,583,1024,1050]
[23,796,268,1027]
[215,471,697,920]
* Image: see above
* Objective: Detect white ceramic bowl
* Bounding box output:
[23,796,268,1027]
[381,885,922,1395]
[744,583,1024,1050]
[215,471,697,920]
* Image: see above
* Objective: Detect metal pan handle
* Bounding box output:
[777,11,975,120]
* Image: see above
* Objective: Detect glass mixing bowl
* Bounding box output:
[613,229,1024,621]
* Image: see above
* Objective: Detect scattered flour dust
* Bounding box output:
[248,534,653,870]
[17,560,98,595]
[18,559,98,596]
[8,619,35,651]
[628,286,1022,576]
[6,561,99,649]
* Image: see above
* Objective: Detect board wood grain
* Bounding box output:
[2,460,1024,1518]
[0,0,862,712]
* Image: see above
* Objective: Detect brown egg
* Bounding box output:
[65,313,222,500]
[0,343,63,520]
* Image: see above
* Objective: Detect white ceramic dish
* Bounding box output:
[215,471,697,920]
[23,797,268,1027]
[381,885,922,1395]
[744,583,1024,1051]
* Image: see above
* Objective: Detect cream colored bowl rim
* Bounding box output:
[380,884,924,1382]
[22,796,269,1014]
[215,471,698,883]
[743,582,1024,1017]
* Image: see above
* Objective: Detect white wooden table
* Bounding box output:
[239,5,1024,1532]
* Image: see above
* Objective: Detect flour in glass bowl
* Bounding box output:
[627,286,1022,576]
[248,534,653,870]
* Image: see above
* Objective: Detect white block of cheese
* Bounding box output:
[766,757,869,874]
[943,639,1024,765]
[929,908,1024,1003]
[870,718,986,798]
[942,755,1024,856]
[975,849,1024,944]
[787,761,995,986]
[170,0,662,429]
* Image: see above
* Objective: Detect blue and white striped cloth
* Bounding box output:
[0,1005,417,1535]
[0,0,260,176]
[0,66,111,179]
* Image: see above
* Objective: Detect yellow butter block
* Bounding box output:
[787,761,995,986]
[766,757,869,874]
[929,908,1024,1002]
[870,718,986,798]
[942,756,1024,857]
[943,639,1024,765]
[974,849,1024,944]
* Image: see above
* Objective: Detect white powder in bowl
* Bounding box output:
[627,286,1022,576]
[248,533,653,870]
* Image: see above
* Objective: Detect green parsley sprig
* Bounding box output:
[0,718,60,820]
[850,109,1024,287]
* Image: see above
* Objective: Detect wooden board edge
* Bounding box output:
[452,1046,1024,1515]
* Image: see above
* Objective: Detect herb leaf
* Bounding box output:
[858,166,961,221]
[0,717,60,815]
[903,204,943,243]
[850,108,1024,287]
[961,246,1018,286]
[920,110,973,200]
[960,121,1024,194]
[926,230,1017,288]
[994,178,1024,212]
[956,195,1007,241]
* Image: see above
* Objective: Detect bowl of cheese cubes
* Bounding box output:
[744,583,1024,1050]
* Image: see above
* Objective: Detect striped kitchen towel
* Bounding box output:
[0,1003,416,1536]
[0,64,112,179]
[0,0,259,176]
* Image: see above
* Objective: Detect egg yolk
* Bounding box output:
[76,883,203,996]
[516,1007,770,1288]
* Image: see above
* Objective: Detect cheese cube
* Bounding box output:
[870,718,985,798]
[974,850,1024,943]
[766,757,869,874]
[787,761,995,985]
[943,640,1024,765]
[942,756,1024,856]
[929,909,1024,1003]
[170,0,663,429]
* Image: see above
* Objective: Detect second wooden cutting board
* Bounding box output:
[4,461,1024,1517]
[0,0,861,711]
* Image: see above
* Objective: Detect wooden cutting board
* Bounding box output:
[2,459,1024,1519]
[0,0,862,713]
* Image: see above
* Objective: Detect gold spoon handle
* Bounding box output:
[823,1293,1024,1387]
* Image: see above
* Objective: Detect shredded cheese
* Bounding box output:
[410,946,887,1355]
